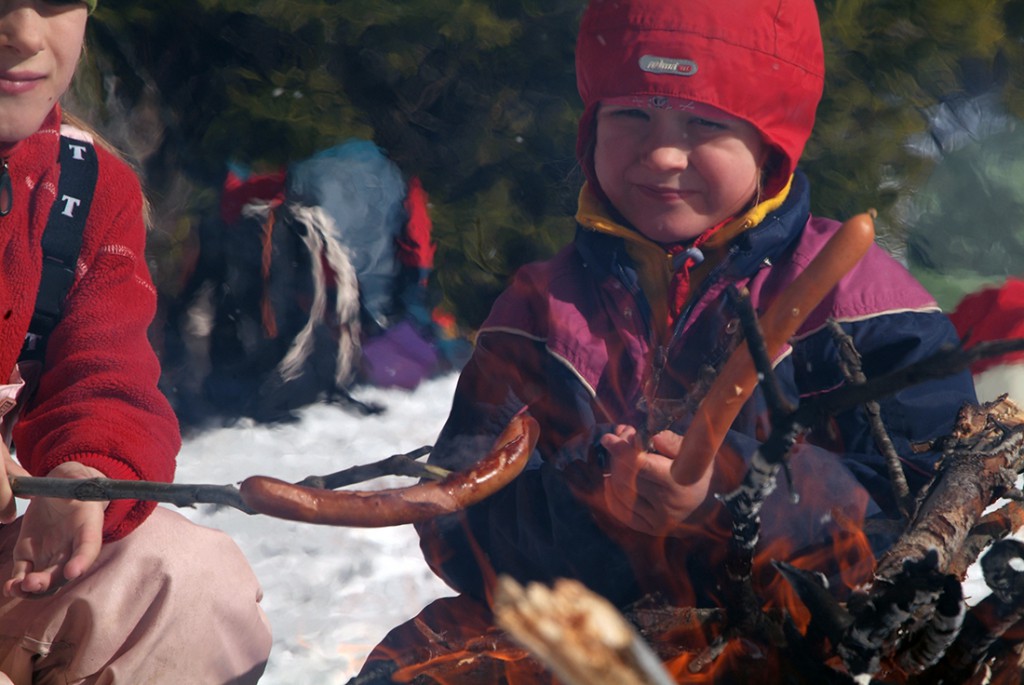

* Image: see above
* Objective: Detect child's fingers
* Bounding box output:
[649,430,684,459]
[0,479,14,525]
[599,428,642,473]
[64,524,103,581]
[0,447,21,525]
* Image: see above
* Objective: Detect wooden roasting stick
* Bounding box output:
[8,412,539,527]
[670,212,877,486]
[238,411,539,525]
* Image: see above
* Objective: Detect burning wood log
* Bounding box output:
[836,551,950,677]
[923,539,1024,682]
[773,395,1024,682]
[493,576,676,685]
[875,396,1024,581]
[896,574,965,674]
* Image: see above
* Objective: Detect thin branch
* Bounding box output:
[8,445,443,514]
[9,475,256,512]
[806,339,1024,422]
[296,446,443,489]
[827,318,913,519]
[727,285,796,419]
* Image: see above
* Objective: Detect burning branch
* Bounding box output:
[873,397,1024,580]
[926,539,1024,682]
[770,395,1024,682]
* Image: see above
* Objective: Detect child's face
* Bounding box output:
[594,101,766,244]
[0,2,88,144]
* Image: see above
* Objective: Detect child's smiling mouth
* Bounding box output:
[636,184,697,202]
[0,71,44,96]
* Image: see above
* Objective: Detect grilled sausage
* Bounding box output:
[671,212,877,485]
[240,412,539,526]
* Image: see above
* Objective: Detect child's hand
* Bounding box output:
[3,462,107,598]
[0,444,28,525]
[597,425,713,537]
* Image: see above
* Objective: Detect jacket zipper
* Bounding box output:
[641,248,738,439]
[0,158,11,217]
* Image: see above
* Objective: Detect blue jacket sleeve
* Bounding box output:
[794,309,977,519]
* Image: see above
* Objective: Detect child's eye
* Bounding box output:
[40,0,85,9]
[608,108,650,121]
[691,117,728,131]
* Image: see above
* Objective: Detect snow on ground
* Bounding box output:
[169,371,1000,684]
[170,374,459,685]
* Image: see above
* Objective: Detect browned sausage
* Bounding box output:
[671,212,877,485]
[239,412,540,526]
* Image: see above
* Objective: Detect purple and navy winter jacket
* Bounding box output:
[417,172,976,607]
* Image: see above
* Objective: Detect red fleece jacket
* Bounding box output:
[0,107,180,541]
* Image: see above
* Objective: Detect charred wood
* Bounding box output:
[945,539,1024,673]
[949,501,1024,579]
[895,574,964,674]
[836,551,948,678]
[874,397,1024,581]
[773,560,853,649]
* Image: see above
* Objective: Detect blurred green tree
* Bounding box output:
[66,0,1024,329]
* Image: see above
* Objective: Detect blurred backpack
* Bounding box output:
[200,140,421,423]
[286,140,409,331]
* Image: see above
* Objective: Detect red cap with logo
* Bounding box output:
[575,0,825,198]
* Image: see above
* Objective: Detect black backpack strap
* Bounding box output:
[20,135,98,360]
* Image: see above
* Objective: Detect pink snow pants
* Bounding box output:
[0,507,271,684]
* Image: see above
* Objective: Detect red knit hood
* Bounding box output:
[575,0,825,199]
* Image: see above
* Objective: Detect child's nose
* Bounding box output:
[643,140,690,171]
[0,8,45,56]
[641,121,691,170]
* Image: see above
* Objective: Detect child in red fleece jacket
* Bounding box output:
[0,2,270,683]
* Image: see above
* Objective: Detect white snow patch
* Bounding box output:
[170,374,459,684]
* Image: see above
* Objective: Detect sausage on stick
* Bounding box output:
[240,411,539,526]
[670,212,877,486]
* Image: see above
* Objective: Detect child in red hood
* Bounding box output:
[413,0,976,613]
[357,0,978,678]
[0,3,269,683]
